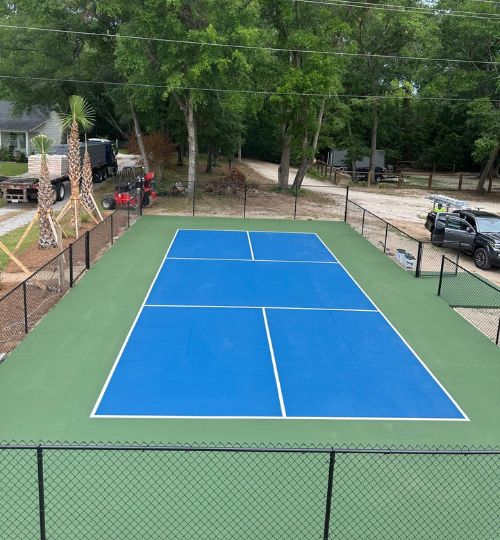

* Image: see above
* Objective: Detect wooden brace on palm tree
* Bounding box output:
[1,135,63,276]
[56,95,99,238]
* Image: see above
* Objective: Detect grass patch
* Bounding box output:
[0,161,28,176]
[0,222,39,272]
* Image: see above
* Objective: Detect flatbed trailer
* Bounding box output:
[0,173,68,203]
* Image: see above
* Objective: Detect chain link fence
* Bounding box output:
[0,206,139,355]
[438,256,500,345]
[0,442,498,540]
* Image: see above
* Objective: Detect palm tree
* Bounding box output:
[81,136,103,222]
[56,95,95,237]
[31,135,59,249]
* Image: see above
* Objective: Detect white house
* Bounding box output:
[0,101,63,157]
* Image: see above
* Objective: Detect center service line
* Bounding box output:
[246,231,255,260]
[261,307,287,417]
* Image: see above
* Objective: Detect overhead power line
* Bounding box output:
[0,74,497,103]
[294,0,500,20]
[0,24,497,66]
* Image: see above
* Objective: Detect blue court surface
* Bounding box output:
[92,229,467,420]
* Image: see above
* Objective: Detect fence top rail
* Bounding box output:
[0,443,498,455]
[442,255,500,295]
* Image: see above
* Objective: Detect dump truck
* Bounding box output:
[0,139,117,203]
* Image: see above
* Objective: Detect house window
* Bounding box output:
[8,133,17,148]
[18,133,26,150]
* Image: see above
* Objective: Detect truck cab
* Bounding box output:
[425,210,500,270]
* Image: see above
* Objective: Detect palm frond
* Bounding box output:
[60,95,95,132]
[31,135,55,156]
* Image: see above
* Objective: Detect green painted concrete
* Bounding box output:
[0,216,499,447]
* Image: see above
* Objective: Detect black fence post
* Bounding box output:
[243,184,247,218]
[139,181,143,217]
[110,213,114,245]
[22,281,29,334]
[344,186,349,222]
[416,241,423,278]
[85,231,90,270]
[383,222,389,253]
[127,201,130,228]
[294,183,298,220]
[69,244,74,287]
[322,451,336,540]
[437,256,445,296]
[361,209,366,236]
[496,318,500,346]
[36,447,47,540]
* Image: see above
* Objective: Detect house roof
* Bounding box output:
[0,100,51,131]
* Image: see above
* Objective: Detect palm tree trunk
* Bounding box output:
[38,157,58,249]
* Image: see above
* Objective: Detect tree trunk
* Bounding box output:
[293,98,325,189]
[174,92,198,197]
[176,144,183,166]
[278,121,292,189]
[205,147,213,173]
[38,156,58,249]
[130,99,150,172]
[368,106,378,175]
[477,143,499,192]
[292,129,309,190]
[237,138,242,163]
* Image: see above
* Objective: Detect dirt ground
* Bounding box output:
[242,159,500,286]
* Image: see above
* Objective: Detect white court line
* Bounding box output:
[90,229,180,418]
[167,257,338,264]
[262,308,286,417]
[246,231,255,260]
[93,414,468,421]
[178,228,316,234]
[313,233,470,422]
[145,305,378,313]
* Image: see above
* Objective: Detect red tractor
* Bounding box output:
[101,171,158,210]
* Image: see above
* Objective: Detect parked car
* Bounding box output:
[425,209,500,270]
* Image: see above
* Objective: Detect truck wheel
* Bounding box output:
[102,196,116,210]
[474,248,492,270]
[54,182,65,202]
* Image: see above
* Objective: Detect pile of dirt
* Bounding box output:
[205,168,246,195]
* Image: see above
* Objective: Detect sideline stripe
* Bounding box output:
[313,233,469,421]
[262,308,286,417]
[90,229,180,418]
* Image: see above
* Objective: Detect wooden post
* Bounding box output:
[333,169,338,185]
[329,166,333,183]
[397,173,403,189]
[488,170,494,193]
[458,172,463,191]
[428,171,433,190]
[0,241,31,275]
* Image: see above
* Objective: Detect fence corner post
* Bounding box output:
[322,450,336,540]
[428,171,433,190]
[294,183,298,220]
[69,243,74,287]
[383,222,389,253]
[437,256,445,296]
[344,186,349,222]
[36,446,47,540]
[416,241,423,278]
